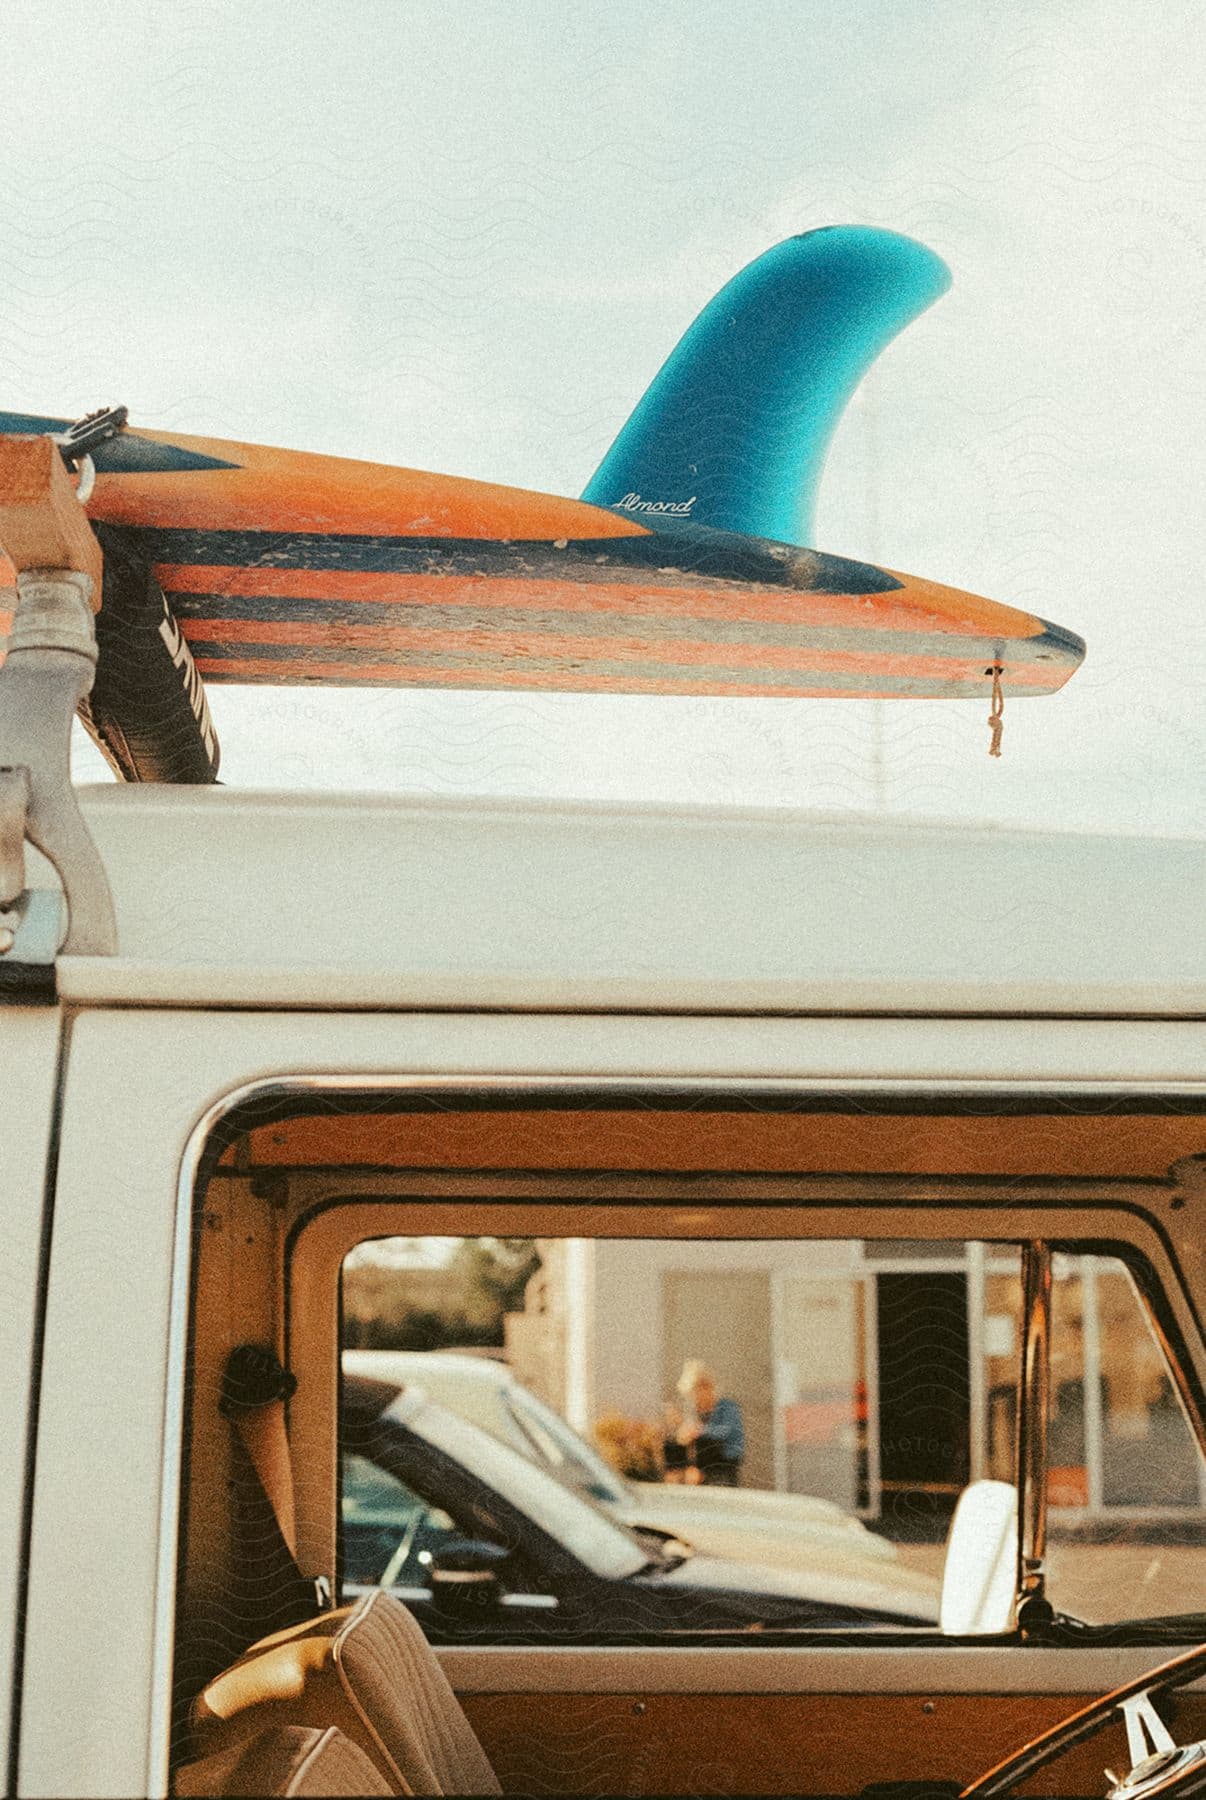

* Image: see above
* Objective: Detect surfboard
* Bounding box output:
[0,409,1085,781]
[0,228,1085,783]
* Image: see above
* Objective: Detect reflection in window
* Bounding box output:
[1043,1255,1206,1626]
[341,1234,1204,1631]
[341,1451,454,1587]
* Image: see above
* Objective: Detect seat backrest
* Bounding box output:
[176,1725,391,1797]
[191,1591,501,1797]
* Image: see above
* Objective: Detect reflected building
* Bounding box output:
[518,1238,1206,1535]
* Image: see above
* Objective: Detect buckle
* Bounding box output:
[219,1344,299,1415]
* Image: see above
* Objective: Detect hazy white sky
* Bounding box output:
[7,1,1204,832]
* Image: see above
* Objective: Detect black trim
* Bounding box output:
[0,964,58,1004]
[198,1082,1206,1169]
[168,1191,202,1757]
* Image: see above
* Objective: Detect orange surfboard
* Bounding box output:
[0,410,1083,782]
[0,228,1084,781]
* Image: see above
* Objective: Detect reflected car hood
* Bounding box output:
[649,1552,939,1624]
[629,1479,851,1527]
[619,1481,896,1560]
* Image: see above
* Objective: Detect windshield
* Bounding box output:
[386,1390,648,1583]
[503,1385,628,1506]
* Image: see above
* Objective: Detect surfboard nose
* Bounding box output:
[991,616,1086,695]
[864,565,1085,696]
[1030,617,1087,667]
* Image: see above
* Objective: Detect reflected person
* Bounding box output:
[674,1359,744,1486]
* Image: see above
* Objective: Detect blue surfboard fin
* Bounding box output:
[582,226,950,548]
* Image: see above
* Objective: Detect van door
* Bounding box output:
[20,1008,1206,1797]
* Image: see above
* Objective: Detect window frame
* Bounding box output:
[254,1079,1205,1653]
[165,1065,1202,1684]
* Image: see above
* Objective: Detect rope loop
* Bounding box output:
[987,665,1005,758]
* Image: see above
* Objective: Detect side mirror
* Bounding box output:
[428,1539,510,1615]
[940,1480,1018,1636]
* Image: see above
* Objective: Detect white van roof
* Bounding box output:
[53,785,1205,1015]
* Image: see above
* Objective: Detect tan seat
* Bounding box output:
[191,1590,501,1797]
[177,1725,391,1797]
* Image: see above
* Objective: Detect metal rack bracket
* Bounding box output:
[0,436,118,982]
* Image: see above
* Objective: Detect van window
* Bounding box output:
[339,1233,1204,1644]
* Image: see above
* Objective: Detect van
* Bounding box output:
[3,766,1205,1797]
[1,437,1203,1799]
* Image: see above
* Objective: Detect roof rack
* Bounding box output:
[0,433,116,993]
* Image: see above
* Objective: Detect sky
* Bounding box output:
[6,1,1204,834]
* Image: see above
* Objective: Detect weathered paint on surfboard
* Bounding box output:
[0,416,1084,703]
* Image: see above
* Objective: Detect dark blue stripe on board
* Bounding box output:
[131,522,902,595]
[0,412,238,473]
